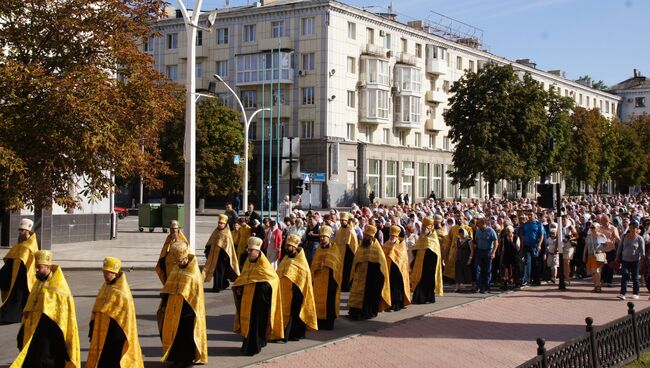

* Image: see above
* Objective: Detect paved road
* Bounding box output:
[0,270,494,368]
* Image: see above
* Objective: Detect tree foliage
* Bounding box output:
[160,99,246,199]
[611,120,647,187]
[576,75,608,91]
[567,108,606,187]
[0,0,181,211]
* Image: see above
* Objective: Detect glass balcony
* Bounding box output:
[236,52,294,86]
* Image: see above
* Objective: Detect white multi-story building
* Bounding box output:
[608,69,650,122]
[147,0,620,207]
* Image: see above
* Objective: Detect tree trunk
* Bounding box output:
[521,178,529,199]
[487,181,495,198]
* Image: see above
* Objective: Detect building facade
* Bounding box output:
[147,0,620,208]
[608,69,650,122]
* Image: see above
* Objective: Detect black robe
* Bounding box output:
[0,259,29,324]
[388,261,405,311]
[241,282,272,356]
[18,314,69,368]
[411,249,438,304]
[340,247,355,292]
[283,283,306,341]
[88,317,126,368]
[212,250,235,292]
[163,298,196,365]
[317,268,338,330]
[348,262,384,320]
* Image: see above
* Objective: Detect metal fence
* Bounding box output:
[518,302,650,368]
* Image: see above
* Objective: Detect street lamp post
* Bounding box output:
[214,74,270,213]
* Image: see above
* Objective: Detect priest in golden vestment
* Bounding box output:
[276,234,318,341]
[12,250,80,368]
[87,257,143,368]
[347,225,391,320]
[235,218,252,270]
[155,220,189,284]
[334,212,357,292]
[203,214,240,292]
[410,217,444,304]
[311,225,342,330]
[382,225,411,312]
[443,214,473,281]
[158,243,208,367]
[232,237,284,356]
[0,219,38,324]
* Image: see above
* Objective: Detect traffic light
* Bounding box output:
[537,184,555,209]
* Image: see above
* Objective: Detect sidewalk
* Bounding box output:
[257,281,650,368]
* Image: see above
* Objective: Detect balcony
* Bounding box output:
[425,117,447,132]
[363,44,389,58]
[426,57,448,75]
[394,119,421,129]
[397,52,417,66]
[179,44,208,59]
[426,90,447,104]
[236,52,294,86]
[359,114,390,125]
[258,36,293,51]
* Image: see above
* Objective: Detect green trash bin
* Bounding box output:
[138,204,162,232]
[162,204,185,233]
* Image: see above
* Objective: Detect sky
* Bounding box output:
[196,0,648,87]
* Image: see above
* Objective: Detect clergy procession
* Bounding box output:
[0,207,444,367]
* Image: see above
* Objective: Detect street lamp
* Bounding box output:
[214,74,270,213]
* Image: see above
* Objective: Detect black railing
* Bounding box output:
[518,302,650,368]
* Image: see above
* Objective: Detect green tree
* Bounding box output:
[567,108,603,189]
[611,121,647,187]
[576,75,607,90]
[0,1,180,229]
[161,99,246,202]
[595,116,622,192]
[627,114,650,184]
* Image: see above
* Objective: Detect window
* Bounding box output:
[415,132,422,147]
[249,122,257,140]
[368,159,380,198]
[236,52,293,84]
[456,56,462,70]
[383,128,390,144]
[347,90,355,108]
[428,45,446,60]
[402,161,414,198]
[366,27,374,44]
[428,134,435,149]
[195,63,202,78]
[241,91,257,109]
[432,163,442,197]
[348,22,356,40]
[443,136,450,150]
[347,56,356,74]
[579,93,583,105]
[415,43,422,58]
[144,36,153,52]
[366,59,389,85]
[635,97,646,108]
[446,164,455,198]
[243,24,256,42]
[395,66,421,92]
[384,33,391,49]
[586,96,590,107]
[301,17,315,35]
[217,28,229,44]
[216,60,228,77]
[468,60,474,72]
[361,89,390,119]
[385,161,397,198]
[442,80,450,93]
[417,162,428,198]
[606,101,610,113]
[401,38,407,53]
[398,130,406,146]
[347,123,355,140]
[301,120,314,138]
[365,125,373,143]
[395,96,422,123]
[167,33,178,49]
[196,30,203,46]
[272,89,288,105]
[272,21,284,38]
[216,92,232,107]
[165,65,178,80]
[302,87,315,105]
[302,52,315,70]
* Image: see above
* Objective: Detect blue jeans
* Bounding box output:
[521,246,539,284]
[620,260,640,296]
[475,249,493,292]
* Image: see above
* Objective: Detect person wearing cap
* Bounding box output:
[87,257,143,367]
[276,234,318,341]
[311,225,342,330]
[615,220,645,300]
[443,214,473,282]
[203,214,240,292]
[382,225,411,311]
[334,212,358,292]
[410,217,443,304]
[158,242,208,366]
[232,237,284,356]
[0,218,38,324]
[347,224,391,320]
[155,219,189,284]
[13,250,80,368]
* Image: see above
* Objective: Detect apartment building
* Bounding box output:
[147,0,620,207]
[608,69,650,122]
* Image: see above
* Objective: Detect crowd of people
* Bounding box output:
[1,193,649,367]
